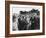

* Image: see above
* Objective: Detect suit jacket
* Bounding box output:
[18,18,28,30]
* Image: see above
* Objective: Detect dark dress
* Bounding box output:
[34,17,40,29]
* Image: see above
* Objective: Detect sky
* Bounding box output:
[11,4,41,14]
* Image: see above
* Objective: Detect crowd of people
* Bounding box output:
[12,9,40,31]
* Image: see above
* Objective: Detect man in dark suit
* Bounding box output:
[18,16,28,30]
